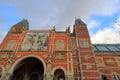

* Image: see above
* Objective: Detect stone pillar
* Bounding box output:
[2,73,12,80]
[45,73,53,80]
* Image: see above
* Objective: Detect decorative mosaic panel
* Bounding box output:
[21,32,49,51]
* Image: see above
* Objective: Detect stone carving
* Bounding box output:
[54,53,65,60]
[21,32,49,51]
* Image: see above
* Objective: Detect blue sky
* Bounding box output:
[0,0,120,44]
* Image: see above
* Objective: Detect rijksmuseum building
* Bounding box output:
[0,19,120,80]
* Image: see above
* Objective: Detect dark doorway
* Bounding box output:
[11,57,44,80]
[54,69,65,80]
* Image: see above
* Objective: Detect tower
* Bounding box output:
[0,19,29,51]
[73,19,101,80]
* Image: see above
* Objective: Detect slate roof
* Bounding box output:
[13,19,29,28]
[74,18,86,26]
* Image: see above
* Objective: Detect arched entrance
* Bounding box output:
[11,57,44,80]
[53,69,65,80]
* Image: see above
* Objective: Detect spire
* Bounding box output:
[74,18,86,26]
[13,19,29,28]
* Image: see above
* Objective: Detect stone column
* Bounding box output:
[2,73,12,80]
[45,73,53,80]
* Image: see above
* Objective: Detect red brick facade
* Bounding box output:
[0,19,120,80]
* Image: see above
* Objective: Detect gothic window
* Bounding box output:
[55,39,65,51]
[80,39,89,48]
[113,75,120,80]
[5,40,17,50]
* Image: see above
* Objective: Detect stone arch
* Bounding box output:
[8,55,46,75]
[52,66,66,80]
[52,66,66,75]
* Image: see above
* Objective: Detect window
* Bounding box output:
[102,75,107,80]
[80,39,89,48]
[113,75,120,80]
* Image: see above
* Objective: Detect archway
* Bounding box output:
[11,57,44,80]
[53,69,65,80]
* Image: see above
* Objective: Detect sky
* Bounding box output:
[0,0,120,44]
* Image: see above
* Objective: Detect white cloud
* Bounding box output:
[0,16,7,43]
[91,16,120,44]
[87,20,100,29]
[1,0,120,30]
[0,0,120,43]
[114,16,120,29]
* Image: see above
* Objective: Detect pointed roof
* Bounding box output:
[74,18,86,26]
[13,19,29,27]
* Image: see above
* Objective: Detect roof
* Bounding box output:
[93,44,120,53]
[13,19,29,27]
[74,18,86,26]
